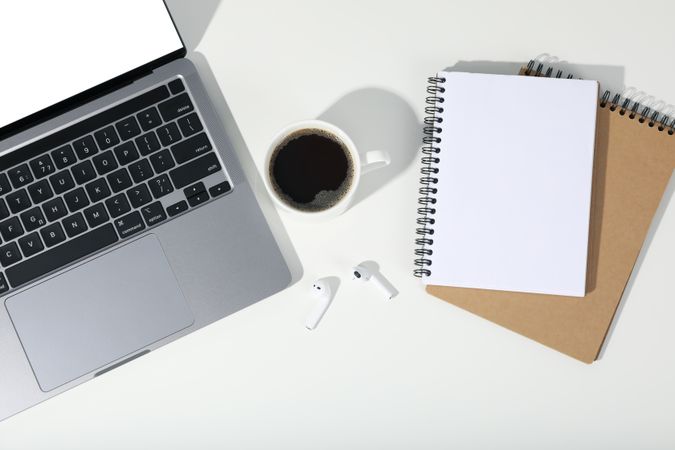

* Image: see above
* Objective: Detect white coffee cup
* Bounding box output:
[263,120,390,219]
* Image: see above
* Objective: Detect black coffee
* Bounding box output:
[270,129,354,212]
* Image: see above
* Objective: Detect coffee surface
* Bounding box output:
[270,129,354,212]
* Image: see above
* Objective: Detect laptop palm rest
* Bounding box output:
[5,235,194,392]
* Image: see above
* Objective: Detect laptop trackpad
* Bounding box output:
[5,235,194,392]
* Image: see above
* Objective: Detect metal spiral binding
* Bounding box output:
[525,57,675,135]
[414,76,446,277]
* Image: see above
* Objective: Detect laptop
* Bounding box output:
[0,1,291,420]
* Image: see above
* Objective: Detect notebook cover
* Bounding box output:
[426,67,675,363]
[424,72,597,297]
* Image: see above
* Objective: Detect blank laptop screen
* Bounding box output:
[0,0,183,133]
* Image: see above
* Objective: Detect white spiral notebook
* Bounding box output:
[415,72,598,297]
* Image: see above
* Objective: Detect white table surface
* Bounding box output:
[2,1,675,448]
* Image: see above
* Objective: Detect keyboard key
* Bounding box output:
[148,174,174,199]
[105,193,131,218]
[83,203,109,228]
[0,217,24,241]
[0,199,9,220]
[20,207,47,232]
[137,106,162,131]
[188,191,209,207]
[107,168,133,193]
[157,122,181,147]
[62,212,88,238]
[113,211,146,239]
[64,187,90,212]
[168,78,185,95]
[169,152,221,189]
[0,242,22,267]
[49,170,75,194]
[209,181,232,197]
[8,164,33,188]
[6,189,31,214]
[141,201,166,226]
[114,141,140,165]
[85,178,112,203]
[18,233,44,258]
[166,200,188,217]
[6,224,118,288]
[158,93,194,122]
[177,112,203,138]
[171,133,212,164]
[149,149,175,173]
[30,154,56,179]
[52,144,77,169]
[0,173,11,196]
[135,131,161,156]
[115,116,141,141]
[27,179,54,204]
[0,273,9,294]
[71,160,97,185]
[128,159,154,183]
[40,223,66,248]
[127,184,152,208]
[72,135,99,159]
[94,125,120,150]
[184,182,206,198]
[9,86,170,177]
[43,197,68,222]
[92,150,118,175]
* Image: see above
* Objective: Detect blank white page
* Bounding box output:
[424,72,597,297]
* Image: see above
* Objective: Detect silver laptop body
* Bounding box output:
[0,3,290,420]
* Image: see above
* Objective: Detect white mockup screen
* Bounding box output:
[0,0,183,131]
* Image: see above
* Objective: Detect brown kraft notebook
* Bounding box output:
[419,61,675,363]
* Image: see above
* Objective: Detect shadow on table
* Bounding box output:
[165,0,222,51]
[318,89,422,208]
[190,52,304,285]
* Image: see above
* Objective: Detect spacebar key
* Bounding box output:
[6,224,119,288]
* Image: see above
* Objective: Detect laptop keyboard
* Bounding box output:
[0,78,231,294]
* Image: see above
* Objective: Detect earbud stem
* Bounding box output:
[371,273,396,300]
[306,294,332,330]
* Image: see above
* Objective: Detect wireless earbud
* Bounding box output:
[306,278,334,330]
[352,264,398,300]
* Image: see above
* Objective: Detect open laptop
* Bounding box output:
[0,1,291,420]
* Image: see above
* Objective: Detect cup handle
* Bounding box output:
[361,150,391,175]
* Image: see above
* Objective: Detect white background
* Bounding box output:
[2,0,675,448]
